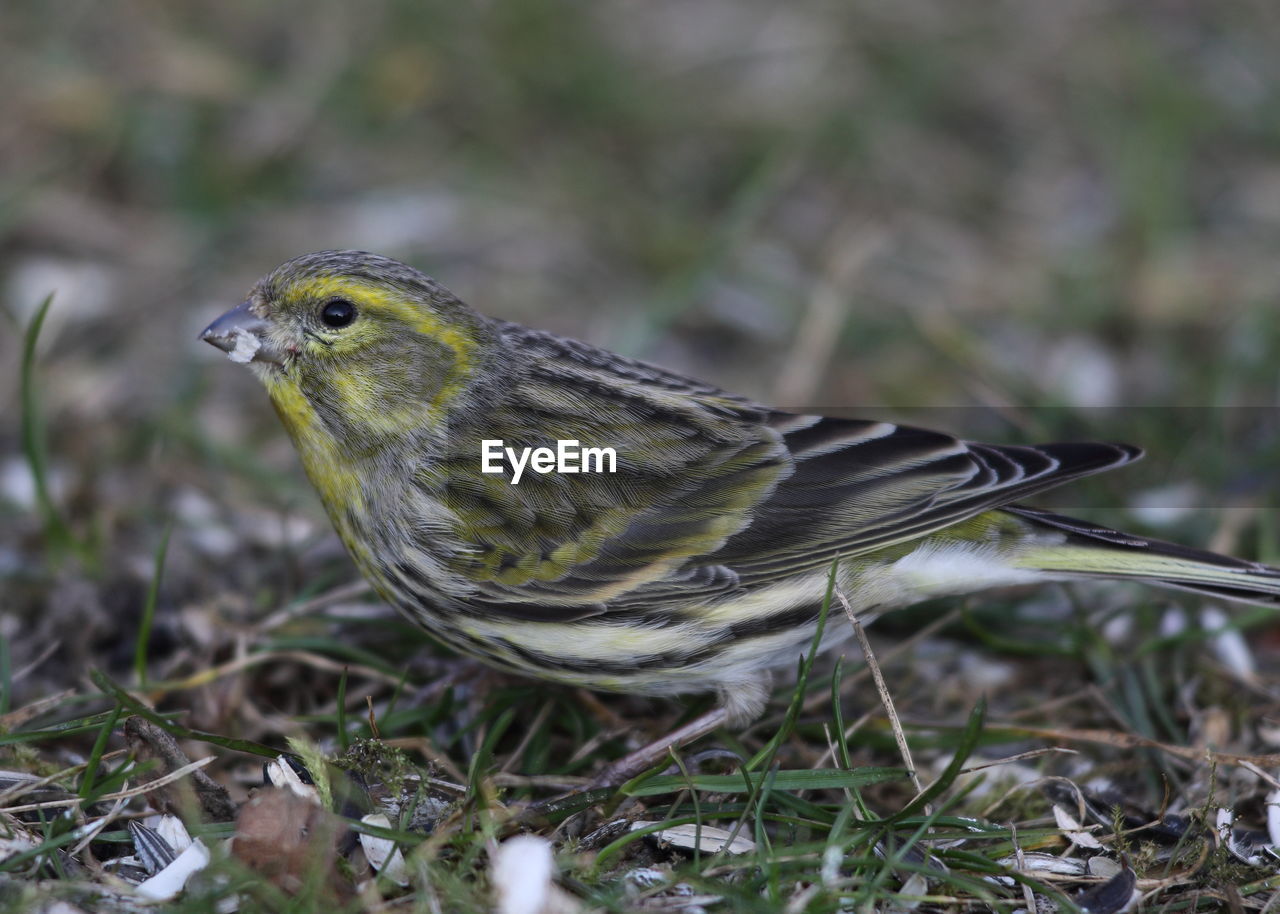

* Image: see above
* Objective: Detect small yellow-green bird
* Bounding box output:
[201,250,1280,746]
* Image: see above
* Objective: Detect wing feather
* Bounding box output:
[711,418,1140,585]
[405,327,1142,620]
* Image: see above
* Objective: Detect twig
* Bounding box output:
[0,757,215,814]
[255,580,374,632]
[802,606,963,715]
[836,589,922,798]
[149,648,404,692]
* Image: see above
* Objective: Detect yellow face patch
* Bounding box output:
[282,275,477,420]
[286,276,475,368]
[261,368,367,521]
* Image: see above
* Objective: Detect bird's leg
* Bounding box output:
[586,676,770,789]
[586,705,730,789]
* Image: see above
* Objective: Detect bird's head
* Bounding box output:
[201,250,495,449]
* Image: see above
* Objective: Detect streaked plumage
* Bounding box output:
[201,250,1280,723]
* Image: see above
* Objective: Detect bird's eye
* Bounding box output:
[320,299,357,328]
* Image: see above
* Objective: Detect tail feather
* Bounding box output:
[1005,505,1280,605]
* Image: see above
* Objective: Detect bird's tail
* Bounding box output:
[1005,505,1280,605]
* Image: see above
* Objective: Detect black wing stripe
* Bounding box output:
[722,437,1141,581]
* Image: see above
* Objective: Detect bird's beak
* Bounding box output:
[199,300,286,365]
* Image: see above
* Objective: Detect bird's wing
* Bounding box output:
[412,346,792,616]
[703,412,1141,587]
[412,326,1140,618]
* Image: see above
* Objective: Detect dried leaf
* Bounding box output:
[232,787,351,900]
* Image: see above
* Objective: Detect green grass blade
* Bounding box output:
[90,669,281,757]
[133,524,171,687]
[78,703,123,802]
[19,294,79,562]
[627,767,906,797]
[0,637,10,717]
[895,696,987,820]
[335,666,349,752]
[745,557,839,772]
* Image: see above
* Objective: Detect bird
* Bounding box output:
[201,249,1280,781]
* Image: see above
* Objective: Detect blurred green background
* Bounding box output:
[3,11,1278,906]
[3,1,1279,638]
